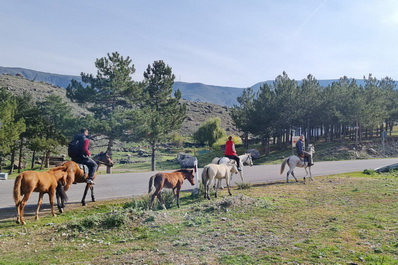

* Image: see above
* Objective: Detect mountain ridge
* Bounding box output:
[1,66,396,107]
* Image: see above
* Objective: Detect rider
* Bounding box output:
[70,128,98,184]
[224,136,242,171]
[296,135,313,166]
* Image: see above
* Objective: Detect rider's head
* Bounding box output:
[300,135,305,140]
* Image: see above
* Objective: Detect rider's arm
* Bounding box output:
[82,139,91,156]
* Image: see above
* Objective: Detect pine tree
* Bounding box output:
[134,60,186,171]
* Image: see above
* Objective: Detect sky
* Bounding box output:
[1,0,398,88]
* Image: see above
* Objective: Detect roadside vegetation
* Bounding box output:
[1,171,398,264]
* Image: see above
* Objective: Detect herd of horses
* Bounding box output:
[12,146,315,225]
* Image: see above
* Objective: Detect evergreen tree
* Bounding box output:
[134,60,186,171]
[231,87,255,148]
[0,88,26,172]
[66,52,140,164]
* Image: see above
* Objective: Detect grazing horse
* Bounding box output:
[202,162,238,200]
[148,169,195,210]
[280,144,315,183]
[56,152,114,211]
[211,153,253,187]
[13,166,68,225]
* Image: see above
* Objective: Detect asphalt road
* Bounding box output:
[1,158,397,215]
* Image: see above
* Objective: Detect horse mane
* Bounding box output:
[176,169,194,173]
[49,165,67,172]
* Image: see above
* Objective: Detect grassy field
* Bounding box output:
[1,170,398,264]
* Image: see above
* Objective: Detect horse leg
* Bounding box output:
[309,167,314,181]
[90,186,95,202]
[303,167,308,182]
[56,184,65,213]
[157,193,166,210]
[81,184,90,206]
[175,186,181,208]
[35,192,44,220]
[226,177,232,196]
[239,171,243,182]
[49,189,56,217]
[214,179,219,198]
[205,180,211,200]
[18,191,32,225]
[291,171,298,182]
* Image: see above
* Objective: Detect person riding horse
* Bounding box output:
[296,135,314,166]
[69,128,98,184]
[224,136,242,171]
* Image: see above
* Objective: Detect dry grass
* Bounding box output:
[1,172,398,264]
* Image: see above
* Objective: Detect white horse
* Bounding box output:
[211,153,253,182]
[280,144,315,183]
[202,162,239,200]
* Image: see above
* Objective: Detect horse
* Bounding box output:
[202,162,239,200]
[211,153,253,186]
[13,165,69,225]
[56,152,114,211]
[280,144,315,183]
[148,169,195,210]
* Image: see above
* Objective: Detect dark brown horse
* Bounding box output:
[148,169,195,210]
[13,165,68,225]
[56,152,114,211]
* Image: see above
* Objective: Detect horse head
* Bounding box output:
[244,153,253,166]
[307,144,315,154]
[93,152,114,167]
[184,169,195,186]
[227,162,239,174]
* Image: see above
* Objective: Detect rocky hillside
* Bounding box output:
[0,74,239,137]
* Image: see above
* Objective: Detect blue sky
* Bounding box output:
[1,0,397,87]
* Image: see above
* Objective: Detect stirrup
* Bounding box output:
[86,179,95,185]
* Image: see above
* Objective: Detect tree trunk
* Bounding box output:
[45,150,51,168]
[9,146,15,175]
[31,150,36,169]
[106,138,114,174]
[244,132,249,149]
[18,137,24,173]
[151,144,156,171]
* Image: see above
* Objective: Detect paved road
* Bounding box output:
[1,158,397,213]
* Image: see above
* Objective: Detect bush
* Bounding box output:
[192,117,226,146]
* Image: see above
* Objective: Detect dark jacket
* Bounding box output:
[296,139,304,155]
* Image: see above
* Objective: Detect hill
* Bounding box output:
[0,73,240,137]
[0,66,244,107]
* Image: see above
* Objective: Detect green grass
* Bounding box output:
[2,171,398,264]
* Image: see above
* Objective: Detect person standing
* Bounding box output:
[70,128,98,184]
[224,136,242,171]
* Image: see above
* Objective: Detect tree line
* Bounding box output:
[231,72,398,154]
[0,52,186,173]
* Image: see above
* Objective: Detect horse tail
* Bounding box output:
[56,181,69,203]
[13,173,23,205]
[280,158,288,175]
[201,166,209,186]
[148,175,155,194]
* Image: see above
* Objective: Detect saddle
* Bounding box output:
[298,154,309,164]
[78,164,89,175]
[73,164,89,184]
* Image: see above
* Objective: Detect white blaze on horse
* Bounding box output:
[211,153,253,183]
[280,144,315,183]
[202,162,239,200]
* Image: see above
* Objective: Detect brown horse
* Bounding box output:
[13,165,68,225]
[57,152,114,211]
[148,169,195,210]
